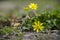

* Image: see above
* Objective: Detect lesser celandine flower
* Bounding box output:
[24,7,29,11]
[28,3,38,10]
[32,21,44,32]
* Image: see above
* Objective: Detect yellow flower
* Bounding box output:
[28,3,38,10]
[14,23,20,27]
[32,21,44,32]
[24,7,29,11]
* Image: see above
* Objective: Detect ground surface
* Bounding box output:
[0,30,60,40]
[22,31,60,40]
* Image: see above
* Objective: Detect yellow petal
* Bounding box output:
[33,28,36,31]
[36,29,39,32]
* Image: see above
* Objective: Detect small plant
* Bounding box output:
[23,3,60,32]
[0,26,20,35]
[0,27,13,35]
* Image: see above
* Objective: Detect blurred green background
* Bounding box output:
[0,0,60,17]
